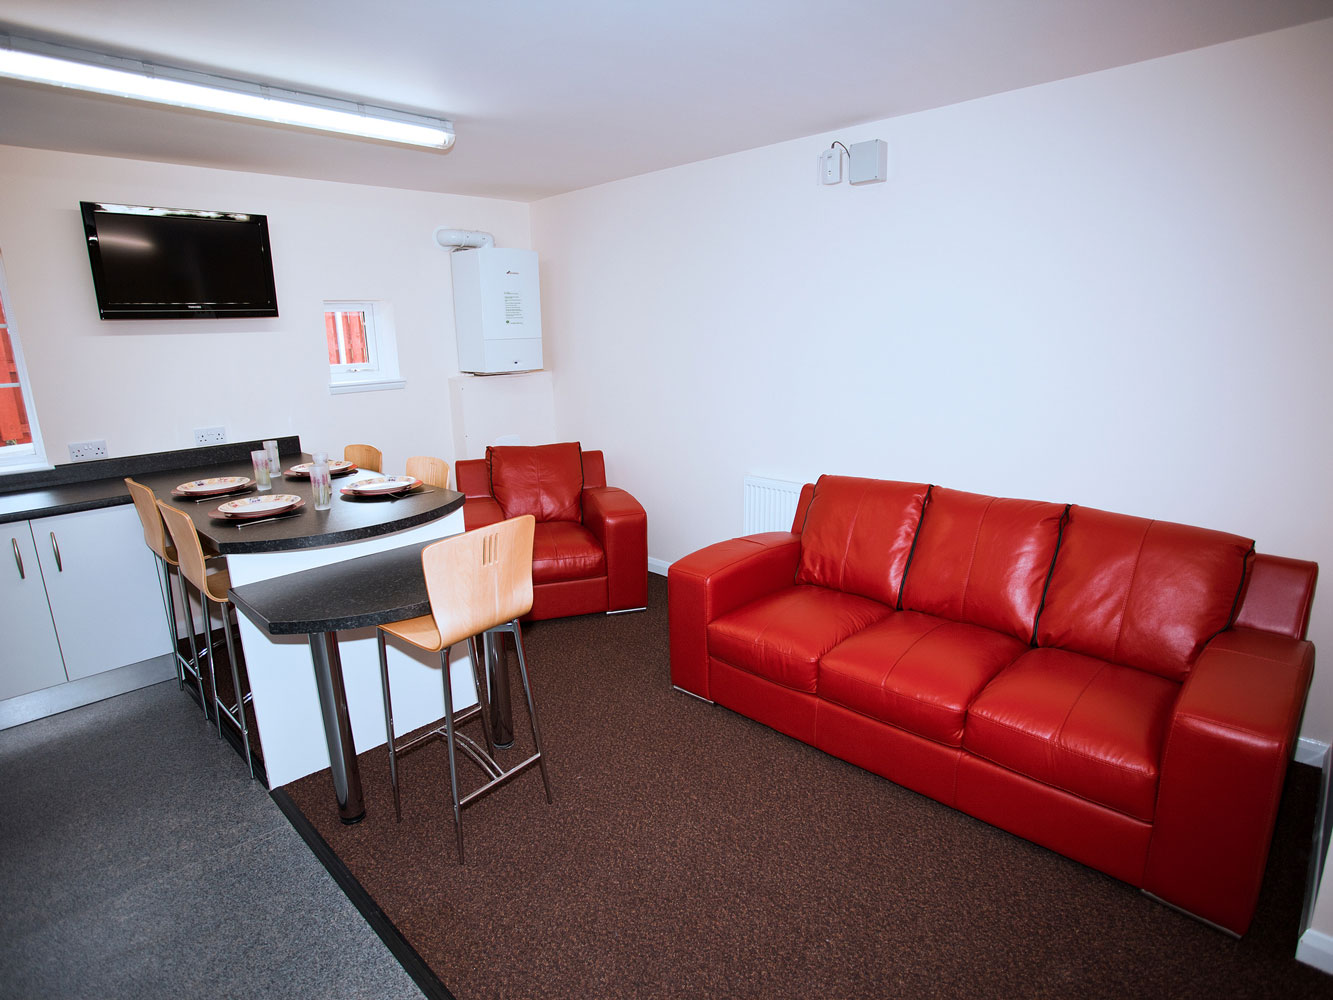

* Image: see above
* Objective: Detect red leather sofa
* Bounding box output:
[669,475,1318,935]
[456,442,648,621]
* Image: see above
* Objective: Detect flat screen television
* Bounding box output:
[79,201,279,320]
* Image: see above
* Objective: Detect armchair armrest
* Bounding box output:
[463,496,505,531]
[582,486,648,612]
[667,532,802,699]
[1142,626,1315,935]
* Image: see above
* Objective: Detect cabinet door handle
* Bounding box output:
[49,531,63,572]
[11,537,23,580]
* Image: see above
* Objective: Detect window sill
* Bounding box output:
[328,378,406,395]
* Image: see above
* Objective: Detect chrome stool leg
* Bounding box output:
[440,646,466,863]
[377,631,402,822]
[508,620,553,803]
[219,608,255,780]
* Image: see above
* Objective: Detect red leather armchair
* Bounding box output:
[455,442,648,621]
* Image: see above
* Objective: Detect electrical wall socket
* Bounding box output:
[193,426,227,446]
[68,440,108,462]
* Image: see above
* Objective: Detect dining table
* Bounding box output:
[138,454,478,821]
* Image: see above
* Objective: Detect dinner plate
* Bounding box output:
[340,475,422,496]
[172,476,253,497]
[215,494,304,517]
[285,461,357,477]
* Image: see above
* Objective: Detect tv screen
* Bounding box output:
[79,202,279,320]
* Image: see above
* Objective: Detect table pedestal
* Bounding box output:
[309,632,365,823]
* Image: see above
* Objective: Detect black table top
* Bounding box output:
[228,539,436,635]
[134,456,464,555]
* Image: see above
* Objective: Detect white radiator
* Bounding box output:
[742,476,803,534]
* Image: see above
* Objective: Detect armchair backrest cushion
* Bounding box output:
[900,488,1066,642]
[488,441,584,523]
[795,475,929,607]
[1036,505,1254,681]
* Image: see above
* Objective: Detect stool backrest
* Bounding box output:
[406,455,450,489]
[125,478,173,562]
[344,443,383,473]
[156,500,215,599]
[422,515,535,648]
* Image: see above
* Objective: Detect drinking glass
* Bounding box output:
[251,449,272,491]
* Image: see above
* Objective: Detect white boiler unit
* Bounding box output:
[450,247,543,374]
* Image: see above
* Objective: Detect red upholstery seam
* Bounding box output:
[1110,521,1152,667]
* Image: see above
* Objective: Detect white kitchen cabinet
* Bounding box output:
[0,522,67,700]
[0,505,169,700]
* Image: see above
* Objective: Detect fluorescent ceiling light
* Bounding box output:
[0,35,454,149]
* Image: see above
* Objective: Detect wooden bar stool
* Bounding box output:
[344,443,382,473]
[124,478,208,712]
[405,455,450,489]
[376,514,552,862]
[157,500,256,780]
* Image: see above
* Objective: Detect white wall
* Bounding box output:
[0,146,531,474]
[532,20,1333,745]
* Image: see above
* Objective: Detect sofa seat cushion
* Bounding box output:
[709,585,893,694]
[964,648,1178,821]
[819,611,1029,747]
[531,521,606,585]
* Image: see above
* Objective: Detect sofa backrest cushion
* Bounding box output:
[488,442,584,523]
[795,475,929,607]
[1036,505,1254,681]
[900,488,1066,642]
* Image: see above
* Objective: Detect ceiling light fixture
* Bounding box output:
[0,33,455,149]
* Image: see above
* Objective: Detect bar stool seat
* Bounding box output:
[124,478,207,712]
[157,500,257,780]
[376,514,552,862]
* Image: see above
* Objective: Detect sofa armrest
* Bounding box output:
[1142,626,1315,935]
[667,532,802,699]
[463,496,505,531]
[583,486,648,612]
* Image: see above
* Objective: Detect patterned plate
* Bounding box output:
[173,476,253,497]
[340,476,422,495]
[286,461,357,477]
[216,494,303,517]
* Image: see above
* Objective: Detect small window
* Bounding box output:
[324,300,403,394]
[0,253,49,474]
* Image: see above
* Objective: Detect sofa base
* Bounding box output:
[1142,890,1242,939]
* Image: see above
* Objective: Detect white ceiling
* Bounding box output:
[1,0,1331,202]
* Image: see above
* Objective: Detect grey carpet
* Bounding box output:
[0,679,424,1000]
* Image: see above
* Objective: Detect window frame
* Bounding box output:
[0,253,50,474]
[324,299,404,395]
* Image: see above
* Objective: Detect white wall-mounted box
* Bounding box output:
[450,247,544,374]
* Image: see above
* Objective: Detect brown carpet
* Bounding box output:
[279,575,1331,1000]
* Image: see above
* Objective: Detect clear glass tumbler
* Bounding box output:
[251,449,272,491]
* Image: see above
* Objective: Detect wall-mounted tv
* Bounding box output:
[79,201,279,320]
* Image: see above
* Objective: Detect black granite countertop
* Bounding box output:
[229,540,436,634]
[0,437,302,524]
[139,459,463,555]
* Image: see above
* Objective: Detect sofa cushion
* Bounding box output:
[1036,506,1253,681]
[709,585,893,694]
[819,611,1029,747]
[795,476,930,608]
[964,648,1179,821]
[531,521,606,585]
[900,488,1066,642]
[488,442,584,523]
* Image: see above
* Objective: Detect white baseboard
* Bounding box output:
[1298,927,1333,975]
[1298,737,1331,768]
[648,557,670,576]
